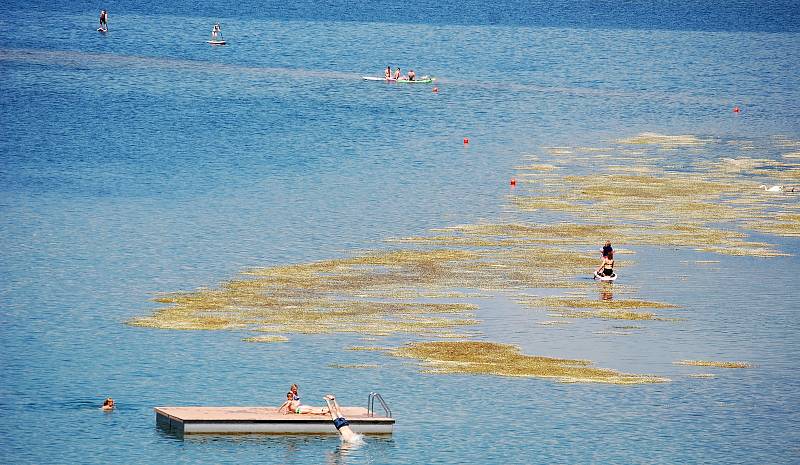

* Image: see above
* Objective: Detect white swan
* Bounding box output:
[760,185,797,192]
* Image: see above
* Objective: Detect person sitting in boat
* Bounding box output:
[99,10,108,31]
[384,66,392,79]
[101,397,115,411]
[211,22,221,40]
[601,240,613,258]
[407,69,416,81]
[324,394,361,443]
[278,391,329,414]
[596,250,615,277]
[393,67,401,80]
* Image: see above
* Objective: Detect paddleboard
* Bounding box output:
[362,76,396,82]
[396,77,435,84]
[362,76,435,84]
[207,40,226,45]
[594,272,617,282]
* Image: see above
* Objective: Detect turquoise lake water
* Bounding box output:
[2,2,799,463]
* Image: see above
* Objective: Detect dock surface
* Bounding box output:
[156,406,394,435]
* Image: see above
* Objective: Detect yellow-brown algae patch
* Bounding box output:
[386,235,516,247]
[521,297,679,310]
[696,245,789,257]
[783,151,800,159]
[687,373,717,379]
[593,330,631,336]
[242,335,289,343]
[674,360,752,368]
[515,164,558,171]
[431,332,481,338]
[538,320,572,326]
[328,364,379,369]
[511,197,584,212]
[553,310,658,321]
[745,214,800,237]
[391,341,667,384]
[544,147,573,155]
[347,346,388,351]
[617,133,706,147]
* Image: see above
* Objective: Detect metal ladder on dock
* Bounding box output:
[367,392,392,418]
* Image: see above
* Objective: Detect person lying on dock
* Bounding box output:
[323,394,361,443]
[278,391,329,414]
[101,397,115,411]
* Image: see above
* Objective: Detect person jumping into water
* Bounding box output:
[324,394,360,443]
[99,10,108,31]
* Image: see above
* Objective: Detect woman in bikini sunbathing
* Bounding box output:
[278,391,329,414]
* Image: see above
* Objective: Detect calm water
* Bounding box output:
[1,2,799,464]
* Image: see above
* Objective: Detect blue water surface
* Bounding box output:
[1,1,799,464]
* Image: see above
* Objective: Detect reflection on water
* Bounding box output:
[326,437,365,465]
[599,284,614,301]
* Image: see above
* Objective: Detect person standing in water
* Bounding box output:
[99,10,108,31]
[324,395,360,443]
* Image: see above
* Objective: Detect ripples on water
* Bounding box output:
[1,3,799,464]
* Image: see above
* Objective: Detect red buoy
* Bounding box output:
[510,178,517,186]
[463,138,469,144]
[432,87,439,93]
[733,106,741,113]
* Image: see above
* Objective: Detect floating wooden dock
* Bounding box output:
[155,406,395,435]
